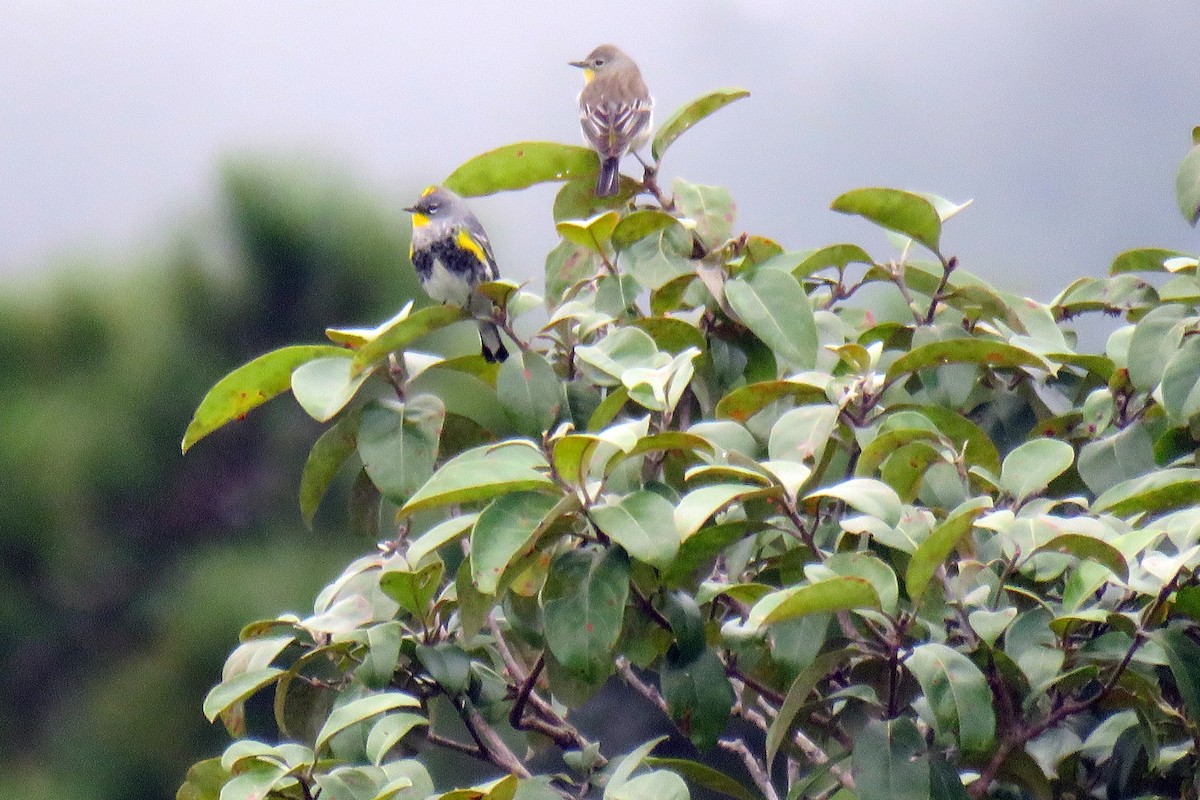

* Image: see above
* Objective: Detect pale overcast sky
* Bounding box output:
[2,2,1199,301]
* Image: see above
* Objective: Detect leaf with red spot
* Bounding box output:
[497,350,565,438]
[542,546,630,688]
[470,491,575,595]
[444,141,598,196]
[182,345,347,453]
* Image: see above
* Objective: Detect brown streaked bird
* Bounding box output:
[570,44,653,197]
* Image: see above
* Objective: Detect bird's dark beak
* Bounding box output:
[403,205,418,214]
[569,60,587,69]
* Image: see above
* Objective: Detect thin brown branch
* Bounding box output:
[718,738,781,800]
[616,657,668,714]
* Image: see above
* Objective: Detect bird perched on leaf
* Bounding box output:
[405,186,509,363]
[571,44,653,198]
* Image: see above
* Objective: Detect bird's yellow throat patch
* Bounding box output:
[455,228,487,263]
[582,68,595,84]
[411,213,431,228]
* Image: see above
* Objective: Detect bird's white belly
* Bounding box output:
[423,259,472,308]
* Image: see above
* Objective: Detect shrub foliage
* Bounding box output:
[181,92,1200,800]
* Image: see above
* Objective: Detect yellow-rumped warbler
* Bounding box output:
[570,44,653,198]
[405,186,509,363]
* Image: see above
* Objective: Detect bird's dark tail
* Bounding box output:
[595,156,621,197]
[480,321,509,363]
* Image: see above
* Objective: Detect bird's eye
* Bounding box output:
[427,202,441,212]
[594,59,605,67]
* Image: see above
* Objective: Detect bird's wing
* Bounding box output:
[580,96,653,157]
[460,216,500,281]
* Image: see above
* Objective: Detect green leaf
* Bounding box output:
[749,577,881,628]
[591,490,680,569]
[357,397,444,506]
[314,692,421,753]
[366,713,428,766]
[1110,247,1194,274]
[674,180,736,249]
[471,491,567,594]
[765,649,850,769]
[622,224,695,290]
[1093,468,1200,516]
[1127,303,1187,392]
[642,758,761,800]
[604,737,669,800]
[1034,534,1128,581]
[557,211,621,254]
[542,546,630,683]
[380,562,443,618]
[789,243,875,278]
[608,771,689,800]
[852,717,929,800]
[182,344,346,452]
[401,442,554,515]
[660,648,735,751]
[352,305,469,375]
[444,142,599,196]
[904,643,995,755]
[299,410,360,526]
[497,350,565,437]
[822,552,900,614]
[767,404,840,465]
[885,339,1050,385]
[675,483,776,541]
[1156,628,1200,721]
[290,355,372,422]
[545,239,602,307]
[416,643,473,695]
[715,379,828,423]
[806,478,903,527]
[406,513,478,565]
[906,497,992,600]
[832,187,942,255]
[651,88,750,162]
[1177,142,1200,225]
[177,757,229,800]
[203,667,284,723]
[1160,334,1200,424]
[999,438,1074,503]
[219,761,288,800]
[1077,422,1156,496]
[725,268,818,369]
[612,209,681,251]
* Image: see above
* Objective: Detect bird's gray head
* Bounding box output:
[404,185,467,225]
[569,44,633,75]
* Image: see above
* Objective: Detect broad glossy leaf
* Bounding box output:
[905,643,995,755]
[544,239,602,307]
[299,410,360,526]
[906,497,991,600]
[642,758,761,800]
[182,345,346,452]
[1034,534,1127,581]
[1177,142,1200,225]
[1127,303,1186,392]
[352,305,469,374]
[1110,247,1193,274]
[766,648,849,769]
[651,88,750,161]
[674,179,735,249]
[591,490,679,568]
[613,209,680,250]
[806,478,903,527]
[789,243,875,278]
[749,577,881,627]
[314,692,421,753]
[1093,468,1200,516]
[660,648,735,751]
[608,771,689,800]
[725,268,818,369]
[203,667,284,723]
[604,737,668,800]
[471,491,567,594]
[357,397,444,506]
[497,350,564,437]
[445,142,598,196]
[852,717,930,800]
[832,187,942,255]
[767,404,840,464]
[557,211,621,253]
[291,355,372,422]
[675,483,776,541]
[1155,628,1200,721]
[885,339,1049,385]
[366,713,428,766]
[1077,422,1156,496]
[631,317,708,356]
[542,547,630,683]
[379,563,443,619]
[177,757,228,800]
[1160,334,1200,423]
[405,513,478,565]
[622,225,694,290]
[999,438,1074,503]
[715,378,827,422]
[401,443,554,515]
[219,761,288,800]
[820,552,900,614]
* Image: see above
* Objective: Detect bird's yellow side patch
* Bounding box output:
[411,213,431,228]
[455,228,487,264]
